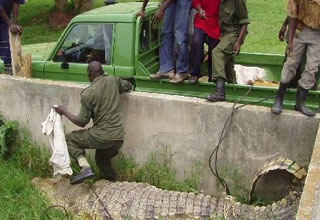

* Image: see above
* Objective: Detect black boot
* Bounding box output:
[271,83,288,114]
[70,167,95,185]
[205,78,226,102]
[295,86,315,117]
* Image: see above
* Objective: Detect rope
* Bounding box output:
[40,205,70,220]
[209,85,276,195]
[90,185,114,220]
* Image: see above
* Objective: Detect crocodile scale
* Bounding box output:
[32,157,306,220]
[32,178,301,220]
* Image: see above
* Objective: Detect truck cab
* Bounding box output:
[2,2,320,111]
[30,2,159,82]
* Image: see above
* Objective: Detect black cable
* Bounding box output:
[40,205,70,220]
[209,85,276,195]
[90,185,114,220]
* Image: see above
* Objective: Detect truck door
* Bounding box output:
[44,23,115,82]
[134,16,161,77]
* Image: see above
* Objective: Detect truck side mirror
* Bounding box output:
[61,51,69,69]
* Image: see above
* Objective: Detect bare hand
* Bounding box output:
[286,42,294,57]
[9,24,23,34]
[278,25,287,42]
[233,41,241,56]
[198,8,206,20]
[152,8,164,24]
[53,105,66,115]
[136,10,145,19]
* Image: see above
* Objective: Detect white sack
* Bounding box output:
[235,64,267,85]
[41,108,73,177]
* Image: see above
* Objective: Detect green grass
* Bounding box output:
[0,120,71,220]
[19,0,62,45]
[19,0,135,45]
[19,0,288,54]
[19,0,107,45]
[0,119,199,219]
[242,0,288,54]
[0,157,71,220]
[112,147,200,193]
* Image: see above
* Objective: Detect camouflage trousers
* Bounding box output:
[212,32,238,83]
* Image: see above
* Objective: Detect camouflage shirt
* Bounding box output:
[78,75,132,141]
[219,0,249,35]
[287,0,320,30]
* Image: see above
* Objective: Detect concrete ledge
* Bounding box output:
[296,124,320,220]
[0,75,319,197]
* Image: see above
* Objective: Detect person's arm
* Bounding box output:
[193,0,206,20]
[54,105,87,128]
[54,95,91,128]
[233,0,249,55]
[137,0,150,18]
[286,0,299,57]
[0,8,11,26]
[12,2,19,23]
[279,16,289,41]
[0,1,23,33]
[233,24,247,55]
[286,17,298,57]
[11,1,22,33]
[152,0,175,23]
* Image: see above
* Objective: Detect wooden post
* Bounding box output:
[9,31,31,78]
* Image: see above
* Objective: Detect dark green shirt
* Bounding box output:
[219,0,249,35]
[78,75,132,141]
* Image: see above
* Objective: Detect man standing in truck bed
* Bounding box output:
[271,0,320,117]
[205,0,249,102]
[0,0,24,75]
[54,61,132,184]
[137,0,191,83]
[189,0,220,84]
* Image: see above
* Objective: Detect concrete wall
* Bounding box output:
[0,75,319,197]
[296,123,320,220]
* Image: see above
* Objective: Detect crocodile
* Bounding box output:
[32,157,306,220]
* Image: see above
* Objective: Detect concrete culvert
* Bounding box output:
[252,169,298,202]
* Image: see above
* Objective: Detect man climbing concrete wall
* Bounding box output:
[54,61,132,185]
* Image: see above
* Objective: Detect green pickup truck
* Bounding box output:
[1,2,319,111]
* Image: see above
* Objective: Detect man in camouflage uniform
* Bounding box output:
[54,61,132,185]
[205,0,249,102]
[271,0,320,117]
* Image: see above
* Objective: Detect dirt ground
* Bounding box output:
[49,11,75,28]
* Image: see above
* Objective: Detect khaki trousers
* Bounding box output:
[281,27,320,89]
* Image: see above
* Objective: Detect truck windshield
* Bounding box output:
[53,24,113,65]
